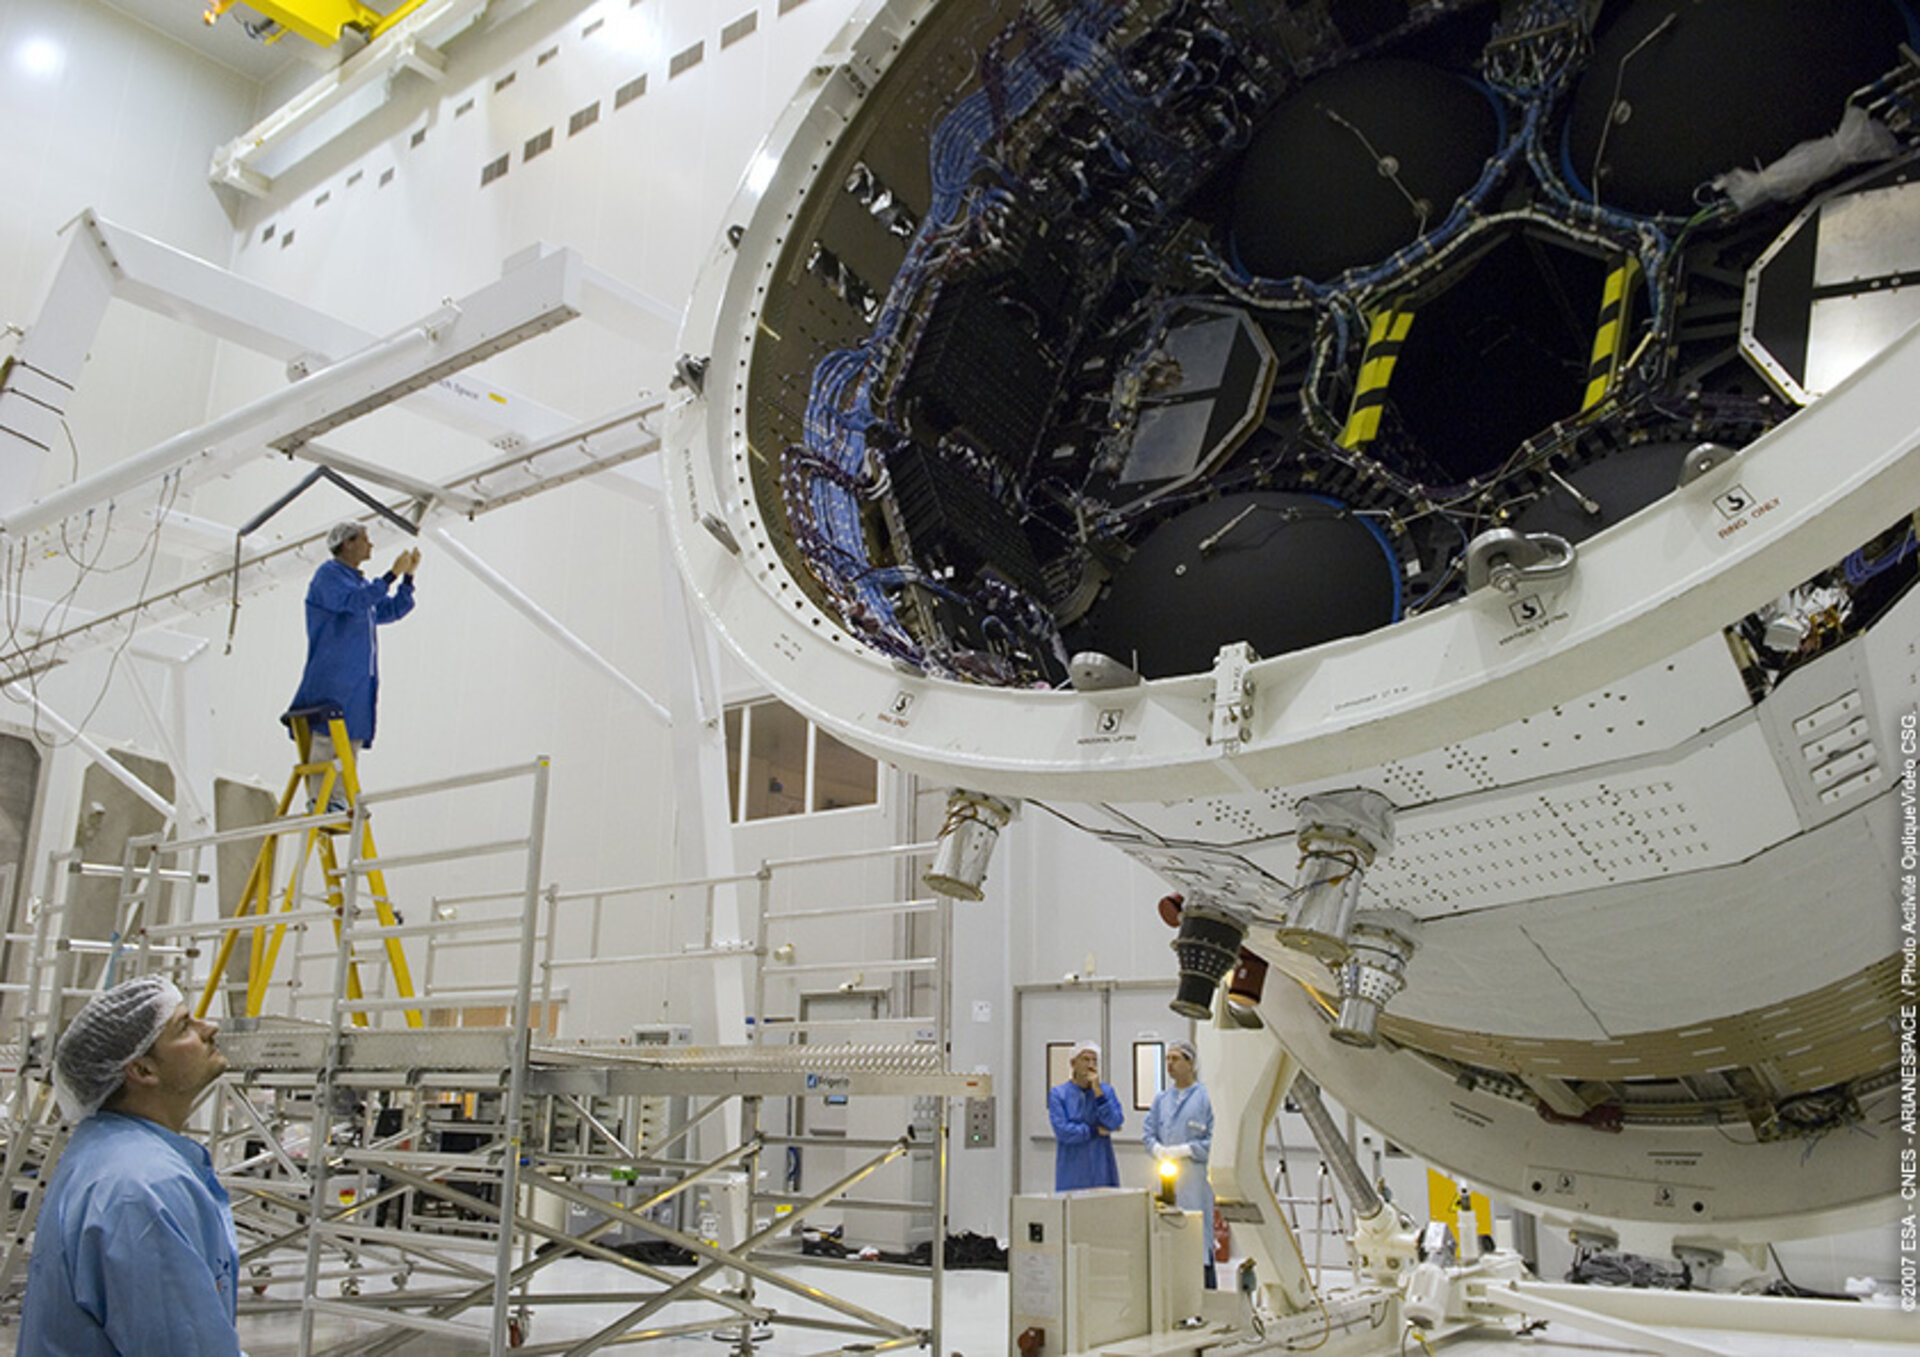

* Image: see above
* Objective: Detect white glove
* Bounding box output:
[1159,1142,1192,1161]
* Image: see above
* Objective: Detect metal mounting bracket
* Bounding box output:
[1208,641,1259,751]
[1465,528,1576,595]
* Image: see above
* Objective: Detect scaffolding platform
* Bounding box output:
[1,759,984,1356]
[216,1018,986,1098]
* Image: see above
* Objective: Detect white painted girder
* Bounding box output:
[0,399,662,686]
[0,211,581,517]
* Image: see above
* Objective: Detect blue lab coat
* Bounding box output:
[1142,1080,1215,1247]
[285,558,415,746]
[1049,1078,1123,1190]
[19,1112,244,1356]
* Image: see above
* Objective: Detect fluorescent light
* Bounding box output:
[15,36,66,79]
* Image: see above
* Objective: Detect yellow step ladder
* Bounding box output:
[195,710,421,1027]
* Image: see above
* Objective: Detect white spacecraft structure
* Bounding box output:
[666,0,1920,1334]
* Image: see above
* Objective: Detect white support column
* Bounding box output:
[123,653,225,927]
[1198,1019,1319,1316]
[664,566,740,995]
[167,650,222,929]
[657,518,747,1157]
[123,659,211,833]
[427,525,672,726]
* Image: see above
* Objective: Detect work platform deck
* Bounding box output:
[1,763,978,1356]
[211,1019,987,1097]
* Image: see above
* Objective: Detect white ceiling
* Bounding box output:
[98,0,328,86]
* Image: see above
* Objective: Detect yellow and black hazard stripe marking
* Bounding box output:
[1581,256,1641,412]
[1338,304,1416,448]
[1426,1169,1496,1252]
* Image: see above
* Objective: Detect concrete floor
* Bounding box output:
[229,1255,1010,1356]
[2,1250,1908,1356]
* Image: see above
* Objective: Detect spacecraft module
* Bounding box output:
[668,0,1920,1240]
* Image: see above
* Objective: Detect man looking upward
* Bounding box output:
[19,976,244,1355]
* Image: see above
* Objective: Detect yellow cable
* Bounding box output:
[1283,1291,1333,1351]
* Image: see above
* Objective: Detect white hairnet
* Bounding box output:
[1069,1040,1100,1061]
[52,976,183,1122]
[327,521,366,551]
[1168,1039,1198,1069]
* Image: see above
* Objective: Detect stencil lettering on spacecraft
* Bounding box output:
[1711,484,1783,542]
[1646,1150,1703,1169]
[1495,603,1571,647]
[878,690,916,728]
[1078,706,1137,746]
[679,445,702,526]
[1448,1101,1493,1130]
[1331,683,1412,715]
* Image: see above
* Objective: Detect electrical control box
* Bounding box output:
[964,1095,995,1148]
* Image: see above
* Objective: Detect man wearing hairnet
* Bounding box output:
[19,976,243,1355]
[283,521,420,806]
[1048,1040,1123,1190]
[1143,1039,1217,1287]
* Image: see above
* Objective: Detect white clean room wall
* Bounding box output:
[0,0,265,923]
[150,0,866,1039]
[4,0,1901,1295]
[0,0,259,500]
[1,0,884,1043]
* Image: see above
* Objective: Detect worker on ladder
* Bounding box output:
[284,521,420,808]
[192,520,426,1028]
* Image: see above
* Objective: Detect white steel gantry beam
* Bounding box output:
[429,525,674,726]
[0,399,664,690]
[0,215,685,886]
[1,244,589,541]
[208,0,485,199]
[0,211,582,515]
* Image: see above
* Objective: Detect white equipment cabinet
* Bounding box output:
[1010,1190,1205,1356]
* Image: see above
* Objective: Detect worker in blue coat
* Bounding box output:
[20,975,245,1356]
[1049,1039,1123,1190]
[284,522,419,796]
[1143,1039,1217,1287]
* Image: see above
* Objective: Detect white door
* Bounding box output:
[1013,981,1193,1195]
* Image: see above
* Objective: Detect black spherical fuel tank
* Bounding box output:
[1564,0,1909,216]
[1230,59,1499,281]
[1088,492,1399,680]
